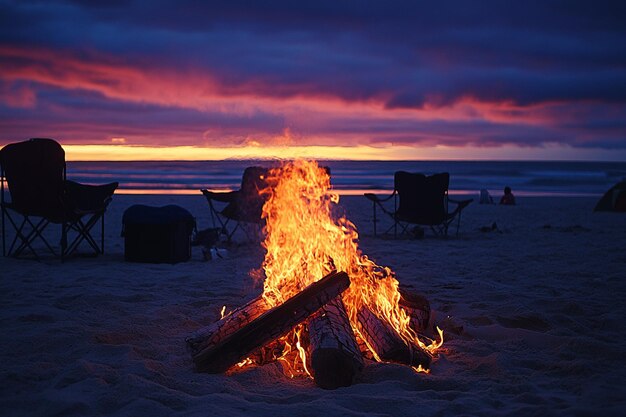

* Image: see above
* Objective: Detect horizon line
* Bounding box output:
[65,158,626,163]
[52,144,626,162]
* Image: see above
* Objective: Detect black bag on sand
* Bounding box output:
[122,204,196,263]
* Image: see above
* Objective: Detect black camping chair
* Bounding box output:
[365,172,472,237]
[0,138,118,260]
[201,166,270,243]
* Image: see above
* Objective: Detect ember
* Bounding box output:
[187,160,443,389]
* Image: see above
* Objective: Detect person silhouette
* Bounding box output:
[500,186,516,205]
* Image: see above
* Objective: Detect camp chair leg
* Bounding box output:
[430,225,442,237]
[393,193,398,238]
[1,171,5,256]
[1,206,5,257]
[37,218,56,255]
[12,217,37,256]
[63,213,106,258]
[223,221,239,243]
[205,199,236,243]
[206,197,236,241]
[61,223,68,260]
[9,217,39,257]
[23,217,56,256]
[382,219,411,237]
[208,200,220,229]
[371,201,378,237]
[5,215,26,255]
[383,221,397,236]
[428,223,448,238]
[5,213,55,258]
[82,216,103,252]
[398,221,410,236]
[81,216,104,253]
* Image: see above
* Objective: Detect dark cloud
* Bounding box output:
[1,0,625,151]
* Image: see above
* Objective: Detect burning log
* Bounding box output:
[187,299,287,368]
[186,296,270,356]
[308,297,363,389]
[248,339,285,367]
[193,270,351,373]
[355,304,432,369]
[399,288,431,333]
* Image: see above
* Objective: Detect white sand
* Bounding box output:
[1,194,625,416]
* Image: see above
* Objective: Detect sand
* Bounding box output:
[1,194,625,416]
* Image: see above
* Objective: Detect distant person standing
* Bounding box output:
[500,186,516,205]
[479,189,495,204]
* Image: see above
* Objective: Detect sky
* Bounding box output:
[1,0,625,160]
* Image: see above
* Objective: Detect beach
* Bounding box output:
[1,193,625,416]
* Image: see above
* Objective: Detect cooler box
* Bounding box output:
[122,204,196,263]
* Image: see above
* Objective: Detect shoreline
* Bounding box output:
[112,188,604,198]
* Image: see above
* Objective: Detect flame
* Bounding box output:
[235,357,253,368]
[219,305,234,320]
[275,324,312,378]
[257,160,442,375]
[412,364,430,374]
[428,326,445,352]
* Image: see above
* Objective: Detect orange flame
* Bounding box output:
[276,324,312,378]
[258,160,442,375]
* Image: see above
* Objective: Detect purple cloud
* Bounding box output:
[0,0,625,154]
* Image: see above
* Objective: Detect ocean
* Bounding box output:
[61,160,626,197]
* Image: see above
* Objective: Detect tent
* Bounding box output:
[594,180,626,212]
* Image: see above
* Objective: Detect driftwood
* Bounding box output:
[186,296,270,356]
[193,271,351,373]
[307,297,363,389]
[355,304,431,369]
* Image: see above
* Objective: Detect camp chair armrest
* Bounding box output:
[364,191,396,203]
[447,198,473,216]
[201,189,238,203]
[65,180,118,212]
[448,197,473,206]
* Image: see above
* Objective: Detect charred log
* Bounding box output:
[193,271,351,373]
[186,296,270,356]
[227,339,286,371]
[307,297,363,389]
[398,288,431,333]
[355,304,431,369]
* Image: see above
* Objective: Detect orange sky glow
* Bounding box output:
[62,143,625,162]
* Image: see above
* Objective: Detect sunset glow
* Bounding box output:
[62,144,625,162]
[1,1,625,160]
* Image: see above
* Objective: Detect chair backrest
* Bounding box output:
[234,166,271,223]
[394,171,449,225]
[0,138,67,220]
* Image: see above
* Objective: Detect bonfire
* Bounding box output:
[187,160,443,389]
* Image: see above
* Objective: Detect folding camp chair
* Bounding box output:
[365,172,472,237]
[201,166,270,243]
[0,138,118,260]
